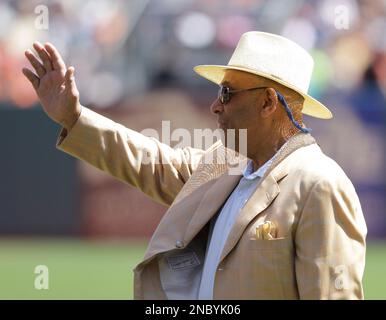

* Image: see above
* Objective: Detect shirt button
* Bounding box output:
[175,240,184,248]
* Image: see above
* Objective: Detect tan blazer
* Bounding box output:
[57,107,367,300]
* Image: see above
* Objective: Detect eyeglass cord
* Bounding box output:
[276,91,312,134]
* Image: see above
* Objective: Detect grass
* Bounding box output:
[0,238,385,299]
[363,241,386,299]
[0,238,147,300]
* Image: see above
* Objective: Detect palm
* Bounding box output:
[23,42,80,129]
[38,69,72,118]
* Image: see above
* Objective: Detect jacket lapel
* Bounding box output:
[142,171,242,261]
[182,172,243,246]
[143,177,217,260]
[218,165,288,263]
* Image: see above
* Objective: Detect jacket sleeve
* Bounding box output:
[56,107,206,206]
[294,176,367,299]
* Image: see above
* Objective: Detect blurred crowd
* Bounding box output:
[0,0,385,238]
[0,0,384,111]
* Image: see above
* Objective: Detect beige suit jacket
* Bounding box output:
[57,107,367,300]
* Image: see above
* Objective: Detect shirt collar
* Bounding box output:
[242,158,273,180]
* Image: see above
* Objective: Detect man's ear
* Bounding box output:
[260,88,278,118]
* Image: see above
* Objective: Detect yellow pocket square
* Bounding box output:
[255,221,277,240]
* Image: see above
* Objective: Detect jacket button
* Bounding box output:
[175,240,184,248]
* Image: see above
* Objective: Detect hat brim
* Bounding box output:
[194,65,333,119]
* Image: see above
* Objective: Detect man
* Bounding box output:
[22,31,367,299]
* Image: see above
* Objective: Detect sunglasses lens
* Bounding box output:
[219,86,230,104]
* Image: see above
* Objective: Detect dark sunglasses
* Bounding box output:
[218,85,267,104]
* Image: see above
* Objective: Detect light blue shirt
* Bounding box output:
[197,157,274,299]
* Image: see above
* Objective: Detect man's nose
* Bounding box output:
[210,98,224,115]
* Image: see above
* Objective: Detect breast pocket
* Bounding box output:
[242,237,296,299]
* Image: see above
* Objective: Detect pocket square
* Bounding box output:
[255,221,277,240]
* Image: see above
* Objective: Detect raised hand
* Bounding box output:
[22,42,82,130]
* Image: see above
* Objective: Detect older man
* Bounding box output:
[22,32,366,299]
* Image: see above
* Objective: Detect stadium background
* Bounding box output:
[0,0,385,299]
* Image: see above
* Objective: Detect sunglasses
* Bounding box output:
[217,85,312,134]
[217,85,268,104]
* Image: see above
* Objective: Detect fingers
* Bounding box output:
[44,42,66,72]
[65,66,77,92]
[25,49,46,78]
[33,42,53,72]
[22,68,40,90]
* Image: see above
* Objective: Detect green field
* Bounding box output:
[0,238,385,299]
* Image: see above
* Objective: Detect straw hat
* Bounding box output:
[194,31,332,119]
